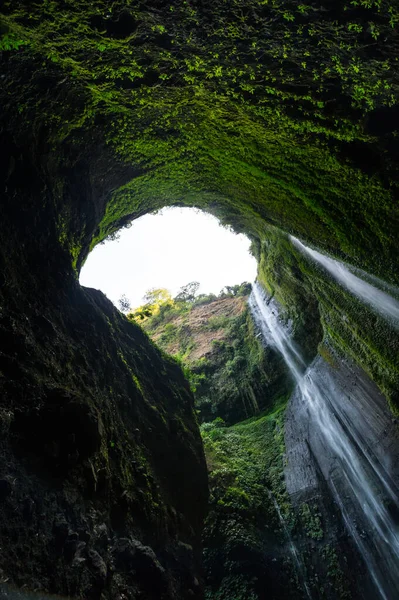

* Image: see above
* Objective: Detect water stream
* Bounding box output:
[249,282,399,600]
[268,490,312,599]
[290,236,399,328]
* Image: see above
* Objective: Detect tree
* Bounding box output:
[219,282,252,298]
[129,287,173,324]
[219,285,238,298]
[143,288,172,305]
[118,294,131,313]
[193,293,218,306]
[237,282,252,296]
[174,281,200,303]
[129,306,153,321]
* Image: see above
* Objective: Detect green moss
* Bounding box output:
[0,31,29,51]
[317,343,338,368]
[257,228,399,414]
[1,0,398,282]
[299,502,324,540]
[322,545,352,600]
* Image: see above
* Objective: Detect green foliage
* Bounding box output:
[321,545,351,600]
[205,315,230,331]
[211,416,226,429]
[193,293,218,306]
[299,502,324,540]
[201,309,290,424]
[142,291,291,423]
[0,32,28,51]
[143,288,172,305]
[201,400,300,599]
[219,283,252,298]
[129,288,173,323]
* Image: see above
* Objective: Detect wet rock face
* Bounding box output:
[285,355,399,599]
[0,149,208,597]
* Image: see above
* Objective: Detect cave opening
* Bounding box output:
[79,207,257,311]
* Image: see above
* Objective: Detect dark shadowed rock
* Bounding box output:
[0,480,12,501]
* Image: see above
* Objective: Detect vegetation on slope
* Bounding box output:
[202,403,353,600]
[139,282,301,598]
[201,402,301,600]
[138,283,290,424]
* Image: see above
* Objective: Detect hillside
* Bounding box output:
[140,290,289,425]
[141,289,300,599]
[149,296,247,363]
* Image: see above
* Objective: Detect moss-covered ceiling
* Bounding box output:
[1,0,398,279]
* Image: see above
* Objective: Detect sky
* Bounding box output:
[79,207,257,309]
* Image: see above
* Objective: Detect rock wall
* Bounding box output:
[0,143,208,599]
[285,354,399,599]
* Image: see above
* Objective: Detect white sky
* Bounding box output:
[79,207,257,309]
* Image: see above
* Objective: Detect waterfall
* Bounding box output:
[290,236,399,328]
[249,283,399,600]
[268,490,312,600]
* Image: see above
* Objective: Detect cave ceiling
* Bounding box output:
[1,0,398,279]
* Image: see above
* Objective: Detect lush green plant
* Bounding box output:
[201,399,299,599]
[299,503,324,540]
[141,290,291,423]
[0,32,28,51]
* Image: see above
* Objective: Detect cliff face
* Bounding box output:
[284,353,399,600]
[1,0,399,278]
[252,235,399,599]
[256,228,399,413]
[0,146,208,599]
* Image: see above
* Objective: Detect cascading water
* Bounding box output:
[290,236,399,328]
[249,282,399,600]
[267,490,312,600]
